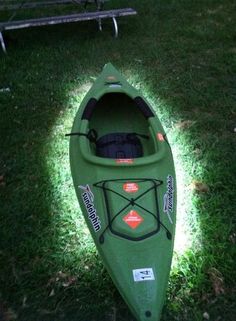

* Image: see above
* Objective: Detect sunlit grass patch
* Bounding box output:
[43,90,96,259]
[41,64,235,320]
[45,72,201,259]
[41,74,206,321]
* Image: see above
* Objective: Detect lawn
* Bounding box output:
[0,0,236,320]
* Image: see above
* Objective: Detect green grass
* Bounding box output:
[0,0,236,320]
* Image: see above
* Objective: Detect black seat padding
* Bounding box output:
[96,133,143,159]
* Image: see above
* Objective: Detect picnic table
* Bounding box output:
[0,0,137,52]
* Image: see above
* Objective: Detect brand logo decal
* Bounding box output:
[123,182,139,193]
[163,175,174,224]
[79,185,101,232]
[123,210,144,229]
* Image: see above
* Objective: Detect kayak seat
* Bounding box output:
[96,133,143,158]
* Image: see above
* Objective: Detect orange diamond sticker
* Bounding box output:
[123,210,144,229]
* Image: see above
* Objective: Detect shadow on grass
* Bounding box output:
[0,0,235,320]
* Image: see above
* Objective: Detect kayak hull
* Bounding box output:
[69,64,176,321]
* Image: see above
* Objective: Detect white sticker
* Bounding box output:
[133,268,155,282]
[109,84,122,88]
[78,184,101,232]
[163,175,174,224]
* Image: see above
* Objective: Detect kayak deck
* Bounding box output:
[93,178,172,243]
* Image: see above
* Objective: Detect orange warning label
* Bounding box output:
[116,159,134,164]
[157,133,165,141]
[123,210,144,229]
[123,182,139,193]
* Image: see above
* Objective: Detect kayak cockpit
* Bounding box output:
[81,93,162,159]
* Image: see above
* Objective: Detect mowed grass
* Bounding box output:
[0,0,236,320]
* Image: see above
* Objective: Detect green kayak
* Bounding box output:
[68,63,176,321]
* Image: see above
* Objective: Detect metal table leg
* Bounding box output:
[0,31,6,53]
[96,0,103,32]
[112,16,118,38]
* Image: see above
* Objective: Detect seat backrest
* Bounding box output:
[96,133,143,159]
